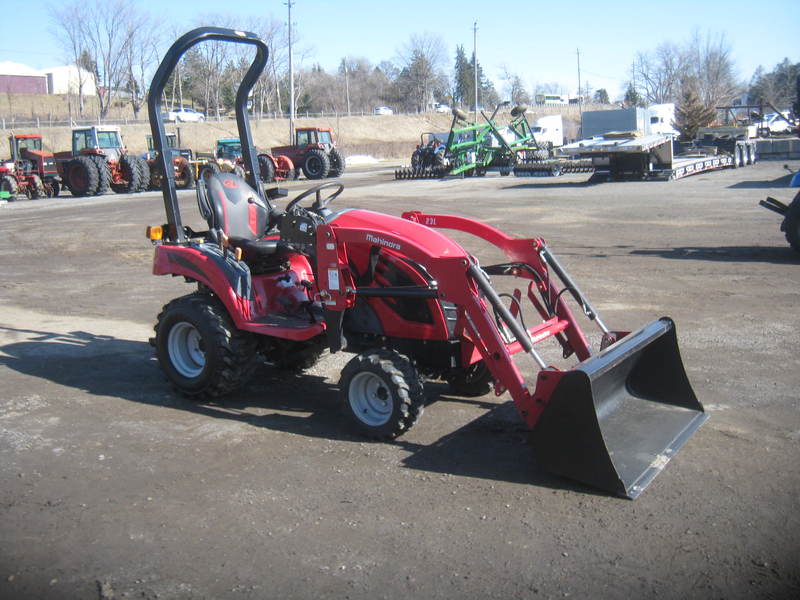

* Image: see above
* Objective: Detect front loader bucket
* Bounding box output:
[531,317,707,499]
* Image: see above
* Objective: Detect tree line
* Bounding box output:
[49,2,797,131]
[622,30,798,138]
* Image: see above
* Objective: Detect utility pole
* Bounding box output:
[286,0,295,144]
[576,47,582,112]
[473,21,478,121]
[344,57,351,117]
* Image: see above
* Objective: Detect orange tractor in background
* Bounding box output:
[271,126,345,180]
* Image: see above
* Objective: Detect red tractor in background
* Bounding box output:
[0,134,61,199]
[271,126,345,180]
[54,126,150,197]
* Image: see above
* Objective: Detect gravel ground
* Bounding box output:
[0,160,798,599]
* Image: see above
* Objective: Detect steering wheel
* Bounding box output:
[286,182,344,214]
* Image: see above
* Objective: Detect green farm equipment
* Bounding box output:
[396,104,589,179]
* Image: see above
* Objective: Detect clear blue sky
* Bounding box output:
[3,0,798,100]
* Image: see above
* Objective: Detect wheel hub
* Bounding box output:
[349,372,392,426]
[167,322,205,378]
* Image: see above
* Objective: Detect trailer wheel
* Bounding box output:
[340,349,425,440]
[784,197,800,253]
[154,293,258,399]
[446,360,493,397]
[65,156,99,197]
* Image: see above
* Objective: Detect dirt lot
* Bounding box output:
[1,161,798,599]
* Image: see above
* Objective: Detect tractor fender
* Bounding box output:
[153,243,255,321]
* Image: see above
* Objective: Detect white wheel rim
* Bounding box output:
[167,322,205,378]
[349,372,392,426]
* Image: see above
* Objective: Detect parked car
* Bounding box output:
[166,107,205,123]
[373,106,393,116]
[434,103,451,113]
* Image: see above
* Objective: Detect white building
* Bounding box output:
[42,65,96,96]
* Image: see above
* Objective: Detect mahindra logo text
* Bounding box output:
[365,234,401,250]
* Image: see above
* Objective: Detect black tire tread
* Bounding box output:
[340,349,425,440]
[154,293,258,399]
[328,148,345,177]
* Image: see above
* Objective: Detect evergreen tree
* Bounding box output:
[674,76,716,141]
[593,88,610,104]
[623,82,644,107]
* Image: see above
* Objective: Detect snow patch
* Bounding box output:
[345,155,381,165]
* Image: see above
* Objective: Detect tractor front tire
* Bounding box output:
[154,294,259,399]
[65,156,99,197]
[302,148,330,180]
[340,349,425,440]
[1,174,18,198]
[328,148,345,177]
[446,360,493,397]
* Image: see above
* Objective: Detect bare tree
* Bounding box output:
[77,0,138,118]
[633,42,686,104]
[396,33,448,112]
[685,30,740,108]
[124,10,160,119]
[49,0,92,117]
[500,66,531,106]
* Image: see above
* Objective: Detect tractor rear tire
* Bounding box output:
[340,349,425,440]
[328,148,345,177]
[65,156,99,197]
[86,155,111,194]
[1,175,18,198]
[154,293,259,399]
[136,156,150,192]
[784,196,800,253]
[199,162,221,181]
[29,174,45,199]
[175,159,195,189]
[302,148,330,179]
[446,361,493,397]
[258,154,275,183]
[112,155,142,194]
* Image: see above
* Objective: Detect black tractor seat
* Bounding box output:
[199,171,285,268]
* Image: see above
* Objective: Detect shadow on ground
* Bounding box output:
[0,327,593,495]
[630,245,800,264]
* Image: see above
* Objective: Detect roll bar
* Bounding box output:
[147,27,269,243]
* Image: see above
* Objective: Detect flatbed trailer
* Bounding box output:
[559,131,756,182]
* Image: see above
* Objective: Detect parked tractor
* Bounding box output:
[271,127,345,180]
[143,133,196,190]
[54,126,150,197]
[0,134,61,199]
[196,138,295,183]
[145,27,708,500]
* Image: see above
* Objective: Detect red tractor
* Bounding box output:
[144,28,708,499]
[0,134,61,199]
[271,126,345,180]
[54,126,150,197]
